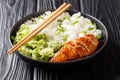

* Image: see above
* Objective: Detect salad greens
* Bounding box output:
[13,25,63,61]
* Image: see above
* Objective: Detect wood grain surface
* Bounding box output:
[0,0,120,80]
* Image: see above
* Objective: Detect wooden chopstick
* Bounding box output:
[7,3,67,54]
[7,3,71,54]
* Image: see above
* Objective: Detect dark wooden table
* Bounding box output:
[0,0,120,80]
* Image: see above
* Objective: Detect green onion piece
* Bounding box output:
[57,19,63,25]
[55,30,61,35]
[77,15,80,18]
[81,30,87,34]
[96,34,103,39]
[62,35,68,41]
[58,25,65,32]
[88,27,94,30]
[38,16,44,19]
[55,25,65,35]
[57,19,63,22]
[72,20,78,25]
[88,21,93,24]
[64,15,70,20]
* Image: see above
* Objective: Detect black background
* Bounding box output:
[0,0,120,80]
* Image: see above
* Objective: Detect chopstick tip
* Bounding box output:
[7,49,13,55]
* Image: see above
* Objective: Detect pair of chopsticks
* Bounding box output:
[7,3,71,54]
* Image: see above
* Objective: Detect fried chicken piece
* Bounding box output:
[50,34,99,62]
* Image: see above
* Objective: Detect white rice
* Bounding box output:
[25,11,102,43]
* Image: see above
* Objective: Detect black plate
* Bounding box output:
[9,10,108,69]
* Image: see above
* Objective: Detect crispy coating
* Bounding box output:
[50,34,99,62]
